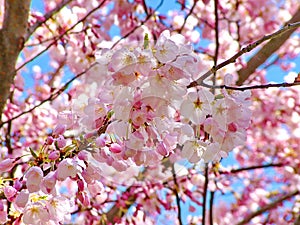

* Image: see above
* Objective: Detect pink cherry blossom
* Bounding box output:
[14,190,29,208]
[3,186,17,201]
[47,196,73,223]
[41,171,57,194]
[25,166,43,193]
[23,202,51,225]
[180,88,214,124]
[56,158,79,181]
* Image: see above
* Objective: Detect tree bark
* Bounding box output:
[0,0,31,120]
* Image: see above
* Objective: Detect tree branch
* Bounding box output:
[200,81,300,91]
[209,191,215,225]
[25,0,73,41]
[219,163,285,174]
[188,21,300,89]
[235,190,299,225]
[0,0,31,120]
[202,164,209,225]
[172,164,183,225]
[237,7,300,85]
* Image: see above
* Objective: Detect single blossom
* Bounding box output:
[180,88,214,125]
[47,196,73,223]
[56,158,78,181]
[15,190,29,208]
[23,202,50,225]
[25,166,43,193]
[41,171,57,194]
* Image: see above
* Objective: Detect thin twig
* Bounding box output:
[212,0,219,89]
[219,163,285,174]
[202,164,209,225]
[188,21,300,88]
[235,190,299,225]
[209,191,215,225]
[199,81,300,91]
[178,0,198,33]
[172,164,183,225]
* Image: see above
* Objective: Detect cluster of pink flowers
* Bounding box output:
[62,30,252,170]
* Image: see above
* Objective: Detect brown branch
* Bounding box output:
[188,21,300,89]
[212,0,219,88]
[202,164,209,225]
[0,0,31,120]
[209,191,215,225]
[237,7,300,85]
[172,164,183,225]
[178,0,197,33]
[219,163,285,174]
[235,190,299,225]
[200,81,300,91]
[25,0,73,41]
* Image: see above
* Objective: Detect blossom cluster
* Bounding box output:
[65,30,252,170]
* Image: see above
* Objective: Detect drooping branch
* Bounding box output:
[236,7,300,85]
[0,0,31,120]
[235,190,299,225]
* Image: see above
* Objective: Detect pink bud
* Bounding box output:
[46,136,54,145]
[4,186,17,201]
[53,124,66,136]
[56,135,66,148]
[109,143,122,153]
[78,150,88,161]
[13,179,23,191]
[95,134,108,147]
[0,158,15,172]
[77,192,90,207]
[78,179,85,192]
[0,200,4,211]
[156,142,168,156]
[48,151,60,161]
